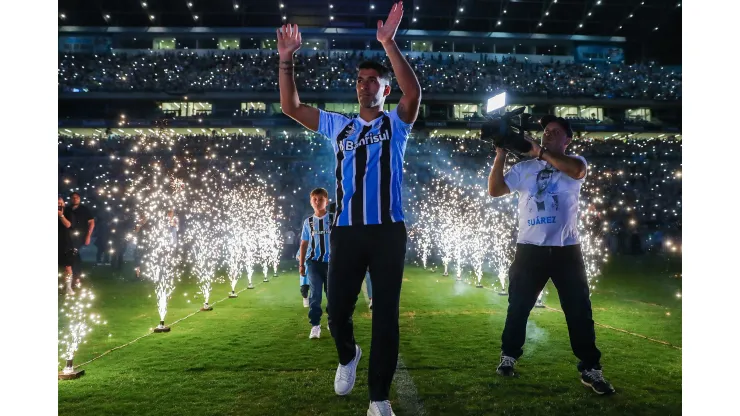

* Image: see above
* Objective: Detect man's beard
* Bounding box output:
[360,96,380,108]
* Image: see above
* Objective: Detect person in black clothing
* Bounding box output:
[94,211,112,265]
[110,212,133,270]
[58,197,76,294]
[133,213,150,278]
[63,192,95,280]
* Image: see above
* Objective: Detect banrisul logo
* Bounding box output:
[340,130,390,151]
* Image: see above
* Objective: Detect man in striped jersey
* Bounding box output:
[299,188,333,339]
[278,3,420,415]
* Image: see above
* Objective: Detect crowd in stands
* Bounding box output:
[59,131,681,263]
[59,51,681,100]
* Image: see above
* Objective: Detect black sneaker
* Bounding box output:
[496,355,517,377]
[581,368,616,395]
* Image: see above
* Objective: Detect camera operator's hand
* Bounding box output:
[523,132,542,158]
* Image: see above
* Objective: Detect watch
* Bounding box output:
[538,146,547,160]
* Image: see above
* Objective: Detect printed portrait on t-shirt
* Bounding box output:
[526,167,560,214]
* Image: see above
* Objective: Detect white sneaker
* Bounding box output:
[65,286,75,296]
[309,325,321,339]
[367,400,396,416]
[334,345,362,396]
[303,298,309,308]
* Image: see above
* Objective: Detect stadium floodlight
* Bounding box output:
[486,92,507,114]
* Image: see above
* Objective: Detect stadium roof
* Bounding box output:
[58,0,681,62]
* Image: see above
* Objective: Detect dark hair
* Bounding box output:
[310,188,329,198]
[357,61,392,83]
[70,191,81,198]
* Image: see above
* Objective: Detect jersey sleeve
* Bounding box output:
[300,218,310,242]
[318,109,352,141]
[574,155,588,183]
[503,162,524,193]
[389,107,414,135]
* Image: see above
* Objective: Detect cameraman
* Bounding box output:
[487,116,615,395]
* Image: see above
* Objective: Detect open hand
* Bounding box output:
[377,2,404,44]
[277,24,302,58]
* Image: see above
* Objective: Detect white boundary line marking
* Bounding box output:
[362,278,427,415]
[73,279,266,369]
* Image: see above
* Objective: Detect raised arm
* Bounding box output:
[277,24,319,131]
[488,148,512,197]
[377,2,421,124]
[523,133,587,180]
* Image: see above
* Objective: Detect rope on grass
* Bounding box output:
[73,279,269,369]
[541,305,682,351]
[444,274,682,351]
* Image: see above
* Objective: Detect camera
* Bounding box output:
[480,107,533,157]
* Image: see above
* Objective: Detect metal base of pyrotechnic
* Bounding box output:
[476,284,484,288]
[456,277,462,281]
[498,291,508,296]
[443,272,449,276]
[200,304,213,311]
[534,302,545,309]
[273,273,278,277]
[263,278,269,282]
[229,291,238,298]
[247,283,255,289]
[58,360,85,380]
[153,321,171,333]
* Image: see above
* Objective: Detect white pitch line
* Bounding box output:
[73,279,267,370]
[361,278,427,415]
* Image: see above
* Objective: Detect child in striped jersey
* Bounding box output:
[299,188,334,340]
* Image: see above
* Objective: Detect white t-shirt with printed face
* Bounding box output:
[503,156,587,246]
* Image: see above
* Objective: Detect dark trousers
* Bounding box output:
[300,284,309,299]
[307,260,329,326]
[96,242,111,264]
[328,221,407,402]
[501,244,602,371]
[111,241,126,269]
[71,246,82,279]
